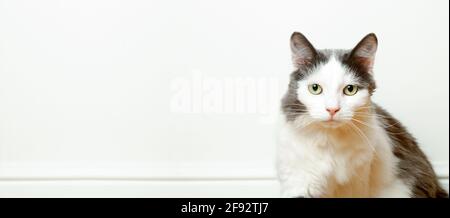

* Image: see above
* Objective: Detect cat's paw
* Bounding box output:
[281,182,324,198]
[281,189,305,198]
[281,186,321,198]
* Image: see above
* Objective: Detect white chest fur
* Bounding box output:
[276,118,409,197]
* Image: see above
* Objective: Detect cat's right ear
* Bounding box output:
[290,32,317,68]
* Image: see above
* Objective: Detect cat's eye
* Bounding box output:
[343,85,358,96]
[308,84,322,95]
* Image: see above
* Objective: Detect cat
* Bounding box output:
[276,32,448,198]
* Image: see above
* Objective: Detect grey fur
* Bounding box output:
[376,105,448,198]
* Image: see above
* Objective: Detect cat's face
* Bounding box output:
[282,33,378,128]
[297,58,371,126]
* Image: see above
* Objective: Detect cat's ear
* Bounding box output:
[290,32,317,68]
[349,33,378,73]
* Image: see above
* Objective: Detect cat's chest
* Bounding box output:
[290,128,375,184]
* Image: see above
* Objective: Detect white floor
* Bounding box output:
[0,179,447,198]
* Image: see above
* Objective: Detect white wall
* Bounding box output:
[0,0,448,197]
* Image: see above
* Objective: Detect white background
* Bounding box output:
[0,0,448,197]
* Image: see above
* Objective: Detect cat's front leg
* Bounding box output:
[277,155,330,197]
[277,152,330,198]
[277,125,331,198]
[279,172,327,198]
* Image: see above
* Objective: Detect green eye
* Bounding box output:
[343,85,358,96]
[308,84,323,95]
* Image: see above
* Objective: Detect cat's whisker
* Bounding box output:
[349,116,409,135]
[294,119,316,129]
[351,118,379,130]
[352,113,390,118]
[347,122,377,155]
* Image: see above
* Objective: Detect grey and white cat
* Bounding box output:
[277,32,448,198]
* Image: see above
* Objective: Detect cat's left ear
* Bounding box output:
[290,32,317,68]
[349,33,378,73]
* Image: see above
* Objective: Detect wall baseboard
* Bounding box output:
[0,161,448,180]
[0,161,276,180]
[0,180,280,198]
[0,179,447,198]
[0,161,447,197]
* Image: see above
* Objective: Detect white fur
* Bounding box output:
[277,57,412,197]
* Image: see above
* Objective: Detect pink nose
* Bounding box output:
[326,107,340,116]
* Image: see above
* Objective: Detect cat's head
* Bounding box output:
[282,32,378,128]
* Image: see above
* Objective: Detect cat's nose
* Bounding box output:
[326,107,340,116]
